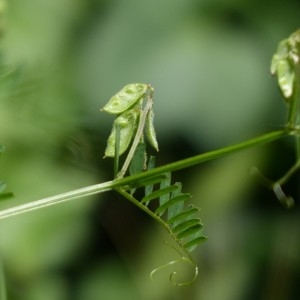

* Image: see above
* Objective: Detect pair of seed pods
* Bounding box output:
[271,29,300,100]
[101,83,159,158]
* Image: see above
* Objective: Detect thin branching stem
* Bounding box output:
[0,129,287,220]
[0,181,114,220]
[115,130,287,187]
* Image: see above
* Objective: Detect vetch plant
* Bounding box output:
[0,29,300,285]
[101,83,158,178]
[101,83,207,285]
[251,29,300,208]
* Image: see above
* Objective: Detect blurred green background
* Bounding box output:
[0,0,300,299]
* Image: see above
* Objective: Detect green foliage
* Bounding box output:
[117,170,207,285]
[251,29,300,208]
[0,146,12,200]
[101,83,158,179]
[0,12,300,296]
[101,84,207,284]
[100,29,300,281]
[271,29,300,101]
[0,140,7,200]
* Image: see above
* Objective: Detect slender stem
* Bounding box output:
[0,181,114,220]
[277,154,300,186]
[0,129,287,220]
[294,62,300,159]
[114,130,287,187]
[116,188,198,286]
[287,57,300,130]
[115,188,192,259]
[115,188,164,225]
[277,60,300,186]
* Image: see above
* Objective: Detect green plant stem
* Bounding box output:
[287,58,300,130]
[115,188,194,265]
[0,181,114,220]
[277,151,300,186]
[296,135,300,161]
[115,187,183,243]
[116,129,287,187]
[294,62,300,159]
[0,129,287,221]
[277,59,300,186]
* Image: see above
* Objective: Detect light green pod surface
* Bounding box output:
[105,109,139,157]
[102,83,148,114]
[271,29,300,100]
[277,60,295,99]
[271,42,295,99]
[145,109,159,152]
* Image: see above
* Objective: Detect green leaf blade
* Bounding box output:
[129,143,146,176]
[183,236,208,252]
[141,184,178,204]
[167,182,183,220]
[145,156,156,197]
[155,193,190,216]
[177,223,203,239]
[0,145,5,154]
[167,205,200,225]
[0,181,7,193]
[172,218,202,233]
[159,173,172,205]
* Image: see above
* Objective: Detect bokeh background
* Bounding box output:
[0,0,300,299]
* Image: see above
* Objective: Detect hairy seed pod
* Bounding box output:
[105,109,139,157]
[271,30,300,101]
[145,109,159,151]
[277,59,295,99]
[102,83,148,114]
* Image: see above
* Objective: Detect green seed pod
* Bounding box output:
[270,53,281,76]
[102,83,148,114]
[277,59,295,99]
[270,40,294,99]
[145,109,159,152]
[105,109,139,157]
[271,30,300,101]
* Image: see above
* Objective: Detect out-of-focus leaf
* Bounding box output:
[0,145,5,154]
[0,181,7,193]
